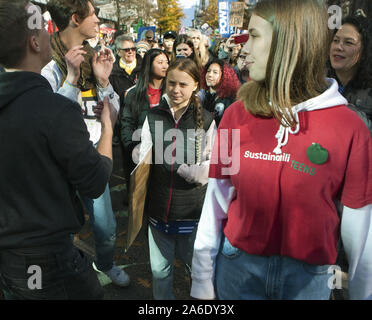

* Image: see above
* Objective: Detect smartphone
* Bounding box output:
[233,34,249,44]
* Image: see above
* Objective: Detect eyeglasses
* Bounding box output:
[238,55,248,60]
[118,47,136,53]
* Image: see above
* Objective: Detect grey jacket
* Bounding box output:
[344,87,372,122]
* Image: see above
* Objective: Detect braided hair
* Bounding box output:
[167,58,204,163]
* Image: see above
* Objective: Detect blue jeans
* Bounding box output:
[148,225,196,300]
[81,184,117,272]
[215,236,332,300]
[0,243,104,300]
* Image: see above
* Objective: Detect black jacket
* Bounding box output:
[0,71,112,250]
[121,86,150,152]
[121,85,164,152]
[120,86,152,182]
[109,55,143,105]
[199,89,235,126]
[145,98,214,222]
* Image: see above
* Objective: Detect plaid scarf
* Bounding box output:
[50,32,96,91]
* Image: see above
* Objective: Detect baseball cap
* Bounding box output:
[163,30,177,39]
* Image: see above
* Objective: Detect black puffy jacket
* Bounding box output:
[145,98,214,222]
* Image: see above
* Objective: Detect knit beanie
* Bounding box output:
[136,40,151,51]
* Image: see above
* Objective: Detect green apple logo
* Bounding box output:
[306,143,329,165]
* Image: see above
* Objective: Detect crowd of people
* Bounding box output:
[0,0,371,301]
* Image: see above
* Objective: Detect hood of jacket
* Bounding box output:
[273,78,348,154]
[0,71,51,111]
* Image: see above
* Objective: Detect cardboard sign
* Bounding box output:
[229,2,245,28]
[125,147,152,252]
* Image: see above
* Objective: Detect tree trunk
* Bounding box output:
[114,0,121,29]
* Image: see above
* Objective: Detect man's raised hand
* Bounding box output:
[65,45,86,85]
[92,48,114,88]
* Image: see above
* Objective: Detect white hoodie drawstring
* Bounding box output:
[273,111,300,155]
[271,78,348,155]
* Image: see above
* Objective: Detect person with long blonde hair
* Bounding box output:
[188,28,212,67]
[191,0,372,300]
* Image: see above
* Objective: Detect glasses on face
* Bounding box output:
[239,55,248,60]
[94,7,100,16]
[118,47,136,53]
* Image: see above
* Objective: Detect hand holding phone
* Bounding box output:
[233,34,249,44]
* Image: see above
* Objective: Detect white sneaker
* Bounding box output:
[93,262,130,287]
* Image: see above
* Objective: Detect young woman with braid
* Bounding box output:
[137,58,217,300]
